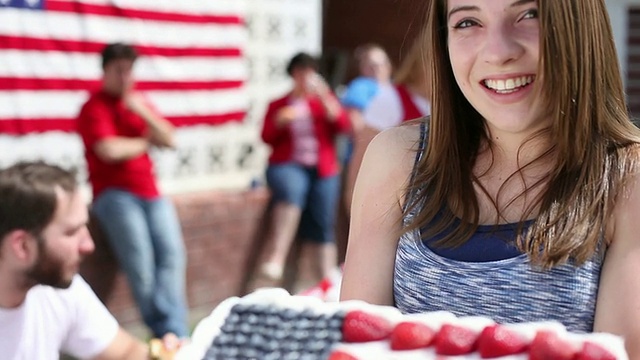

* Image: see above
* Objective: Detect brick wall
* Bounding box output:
[322,0,427,82]
[79,187,271,329]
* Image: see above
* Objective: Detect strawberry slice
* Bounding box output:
[342,310,393,343]
[477,324,529,358]
[390,321,436,350]
[575,341,617,360]
[327,350,359,360]
[529,330,579,360]
[434,324,479,355]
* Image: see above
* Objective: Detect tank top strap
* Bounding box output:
[402,120,429,222]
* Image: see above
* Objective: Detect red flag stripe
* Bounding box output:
[0,112,246,135]
[45,0,244,25]
[167,112,246,126]
[0,119,77,134]
[0,35,242,57]
[0,78,245,91]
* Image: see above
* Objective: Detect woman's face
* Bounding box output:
[447,0,546,136]
[291,66,317,92]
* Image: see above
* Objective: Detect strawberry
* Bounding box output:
[327,350,359,360]
[575,341,617,360]
[529,330,579,360]
[342,310,393,343]
[390,321,436,350]
[476,324,529,358]
[434,324,479,355]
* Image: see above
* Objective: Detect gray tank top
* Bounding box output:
[393,122,605,333]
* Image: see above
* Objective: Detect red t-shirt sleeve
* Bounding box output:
[77,97,118,147]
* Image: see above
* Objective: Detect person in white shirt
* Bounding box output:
[0,161,178,360]
[344,39,432,214]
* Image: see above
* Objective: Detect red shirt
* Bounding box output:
[76,90,159,199]
[261,93,350,178]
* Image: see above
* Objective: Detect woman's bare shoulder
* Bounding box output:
[361,123,424,186]
[369,123,423,159]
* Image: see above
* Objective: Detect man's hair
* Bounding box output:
[101,42,138,68]
[286,52,318,76]
[0,161,78,240]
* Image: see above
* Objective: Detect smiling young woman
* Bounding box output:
[340,0,640,357]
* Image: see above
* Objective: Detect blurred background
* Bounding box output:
[1,0,639,335]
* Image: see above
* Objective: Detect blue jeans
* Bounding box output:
[266,163,340,244]
[92,189,189,338]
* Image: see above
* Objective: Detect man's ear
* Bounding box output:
[3,230,37,262]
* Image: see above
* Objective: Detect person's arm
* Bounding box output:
[593,169,640,359]
[346,108,366,134]
[261,100,291,145]
[125,92,176,149]
[92,329,148,360]
[94,330,181,360]
[308,74,343,122]
[93,137,150,163]
[340,125,419,305]
[318,92,343,121]
[78,97,152,163]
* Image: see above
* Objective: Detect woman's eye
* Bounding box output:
[522,9,538,20]
[454,19,478,29]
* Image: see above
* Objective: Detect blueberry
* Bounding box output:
[306,340,328,353]
[265,315,280,327]
[273,328,288,340]
[231,303,250,314]
[327,330,343,342]
[233,333,249,345]
[238,347,261,358]
[282,351,302,360]
[284,340,302,352]
[262,351,283,360]
[263,339,280,352]
[245,313,260,325]
[246,304,266,314]
[299,309,319,320]
[280,308,299,320]
[212,333,234,346]
[292,329,311,341]
[238,322,253,334]
[227,312,241,324]
[296,318,314,330]
[313,329,330,340]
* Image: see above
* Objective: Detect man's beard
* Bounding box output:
[24,240,74,289]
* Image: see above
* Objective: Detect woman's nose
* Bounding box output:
[480,24,525,66]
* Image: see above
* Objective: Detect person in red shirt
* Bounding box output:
[249,53,350,293]
[76,43,188,338]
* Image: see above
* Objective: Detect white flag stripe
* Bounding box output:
[0,50,247,82]
[0,9,247,48]
[0,89,248,119]
[52,0,247,16]
[150,90,249,116]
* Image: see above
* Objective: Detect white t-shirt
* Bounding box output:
[363,84,430,131]
[0,275,119,360]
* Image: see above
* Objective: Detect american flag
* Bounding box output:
[0,0,249,135]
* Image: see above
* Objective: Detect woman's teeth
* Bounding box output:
[484,76,534,93]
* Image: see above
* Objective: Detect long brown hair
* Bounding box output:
[403,0,640,268]
[394,36,431,100]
